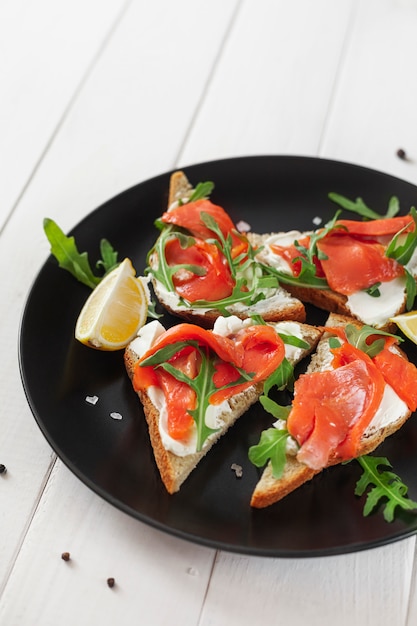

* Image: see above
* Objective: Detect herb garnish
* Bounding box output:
[187,181,214,203]
[343,323,402,357]
[353,455,417,522]
[140,340,254,451]
[328,193,400,220]
[43,218,118,289]
[249,428,291,479]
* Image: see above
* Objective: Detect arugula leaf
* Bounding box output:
[343,323,403,357]
[187,181,214,203]
[96,239,119,274]
[259,396,291,420]
[386,206,417,265]
[328,193,400,220]
[248,428,291,479]
[277,333,310,349]
[405,268,417,310]
[355,455,417,522]
[328,336,342,349]
[43,218,102,289]
[263,358,294,396]
[259,262,329,289]
[364,282,381,298]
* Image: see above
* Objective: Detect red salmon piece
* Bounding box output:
[164,237,235,302]
[162,199,239,242]
[317,234,404,295]
[335,215,414,237]
[287,343,385,469]
[373,347,417,412]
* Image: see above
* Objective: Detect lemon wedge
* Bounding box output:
[390,311,417,345]
[75,258,148,350]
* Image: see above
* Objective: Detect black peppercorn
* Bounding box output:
[396,148,407,160]
[107,577,115,588]
[61,552,71,561]
[0,464,7,475]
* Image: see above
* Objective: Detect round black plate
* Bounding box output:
[19,156,417,557]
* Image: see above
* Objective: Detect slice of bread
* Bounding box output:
[148,172,306,327]
[125,318,322,494]
[250,313,413,508]
[247,231,408,332]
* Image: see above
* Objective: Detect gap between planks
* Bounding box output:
[0,0,133,240]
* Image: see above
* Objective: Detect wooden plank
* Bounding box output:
[200,542,414,626]
[178,0,354,165]
[0,463,215,626]
[0,0,127,231]
[320,0,417,186]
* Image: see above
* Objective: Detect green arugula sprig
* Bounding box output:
[354,455,417,522]
[140,339,254,451]
[43,218,118,289]
[248,356,296,479]
[186,181,214,203]
[328,193,400,220]
[248,428,291,479]
[342,323,403,357]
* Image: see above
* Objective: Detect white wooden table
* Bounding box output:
[2,1,417,624]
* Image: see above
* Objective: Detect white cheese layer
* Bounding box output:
[346,276,406,328]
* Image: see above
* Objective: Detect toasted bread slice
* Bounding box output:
[149,172,306,328]
[250,313,413,508]
[125,318,322,494]
[248,231,409,332]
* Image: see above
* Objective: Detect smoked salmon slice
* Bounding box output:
[317,234,404,295]
[164,237,235,302]
[287,342,385,469]
[161,199,240,243]
[334,215,414,237]
[373,346,417,412]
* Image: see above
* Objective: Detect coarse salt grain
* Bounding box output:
[85,395,99,405]
[110,412,123,421]
[231,463,243,478]
[187,567,199,576]
[312,216,322,226]
[236,220,251,233]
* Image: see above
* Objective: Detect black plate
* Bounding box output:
[19,156,417,557]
